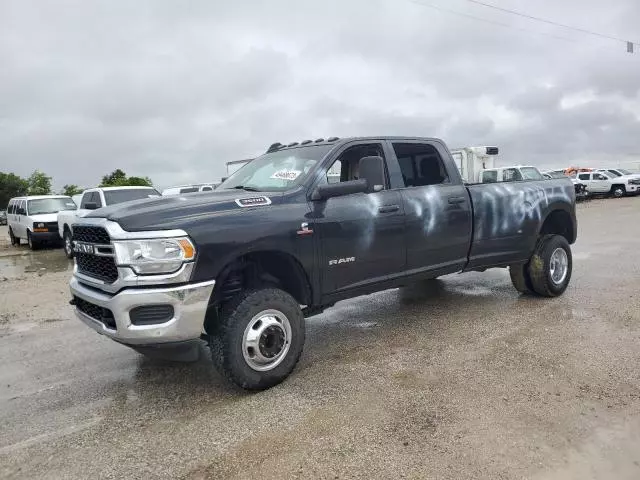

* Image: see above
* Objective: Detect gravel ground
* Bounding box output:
[1,198,640,479]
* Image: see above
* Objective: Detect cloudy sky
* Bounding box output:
[1,0,639,190]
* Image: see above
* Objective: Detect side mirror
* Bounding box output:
[311,179,368,201]
[84,202,98,210]
[359,156,385,193]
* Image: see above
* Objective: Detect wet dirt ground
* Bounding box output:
[1,198,640,480]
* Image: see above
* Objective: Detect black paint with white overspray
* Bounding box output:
[84,136,577,308]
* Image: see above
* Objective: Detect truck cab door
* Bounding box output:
[16,200,27,238]
[593,173,612,192]
[390,140,472,274]
[310,142,406,296]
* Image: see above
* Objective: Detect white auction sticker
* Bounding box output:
[271,169,301,181]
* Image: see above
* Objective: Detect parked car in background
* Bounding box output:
[0,210,7,225]
[596,168,640,181]
[58,186,161,258]
[542,170,588,199]
[576,171,639,197]
[161,183,219,195]
[7,195,76,249]
[479,165,544,183]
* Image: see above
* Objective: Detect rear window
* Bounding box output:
[482,170,498,183]
[520,167,543,180]
[103,189,161,205]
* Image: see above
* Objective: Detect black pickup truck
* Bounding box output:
[69,136,577,390]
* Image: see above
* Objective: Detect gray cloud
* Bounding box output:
[1,0,639,190]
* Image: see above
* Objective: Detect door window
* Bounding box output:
[578,174,590,181]
[18,200,26,215]
[593,173,608,180]
[502,168,523,182]
[8,201,14,214]
[392,143,449,187]
[80,192,93,208]
[92,192,103,208]
[324,143,388,188]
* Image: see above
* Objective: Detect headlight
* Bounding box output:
[112,237,195,275]
[37,223,44,228]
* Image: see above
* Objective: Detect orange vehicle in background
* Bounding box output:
[564,167,594,177]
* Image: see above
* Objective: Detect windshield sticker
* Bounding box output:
[235,196,272,208]
[270,169,301,181]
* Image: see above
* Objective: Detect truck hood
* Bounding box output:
[85,189,284,231]
[30,213,59,223]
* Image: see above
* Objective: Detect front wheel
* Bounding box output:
[611,185,626,198]
[209,288,305,390]
[63,229,74,258]
[27,231,38,250]
[528,235,572,297]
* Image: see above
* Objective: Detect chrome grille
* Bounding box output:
[72,225,118,283]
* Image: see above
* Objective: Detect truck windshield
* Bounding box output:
[220,144,334,192]
[27,198,76,215]
[103,189,161,205]
[520,167,544,180]
[616,169,633,176]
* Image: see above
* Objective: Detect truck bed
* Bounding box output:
[465,178,576,269]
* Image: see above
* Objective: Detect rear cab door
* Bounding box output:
[311,140,407,297]
[387,139,472,274]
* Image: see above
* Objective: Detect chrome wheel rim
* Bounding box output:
[549,248,568,285]
[242,309,291,372]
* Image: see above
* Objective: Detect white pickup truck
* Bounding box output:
[576,171,640,198]
[58,186,161,258]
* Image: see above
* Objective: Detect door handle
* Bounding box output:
[378,205,400,214]
[448,196,466,205]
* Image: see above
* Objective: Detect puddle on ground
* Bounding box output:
[0,249,73,280]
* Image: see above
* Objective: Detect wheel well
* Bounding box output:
[204,251,312,334]
[540,210,573,243]
[213,251,312,307]
[611,184,625,190]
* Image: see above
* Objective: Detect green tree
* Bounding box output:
[100,169,153,187]
[62,184,84,196]
[125,176,153,186]
[0,172,29,209]
[27,170,52,195]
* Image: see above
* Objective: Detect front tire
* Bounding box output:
[209,288,305,390]
[528,235,572,297]
[27,231,38,250]
[611,185,626,198]
[63,229,74,258]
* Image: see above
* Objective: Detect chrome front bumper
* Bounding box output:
[70,276,215,346]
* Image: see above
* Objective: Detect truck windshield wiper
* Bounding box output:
[229,185,261,192]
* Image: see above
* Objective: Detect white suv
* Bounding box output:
[7,195,77,249]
